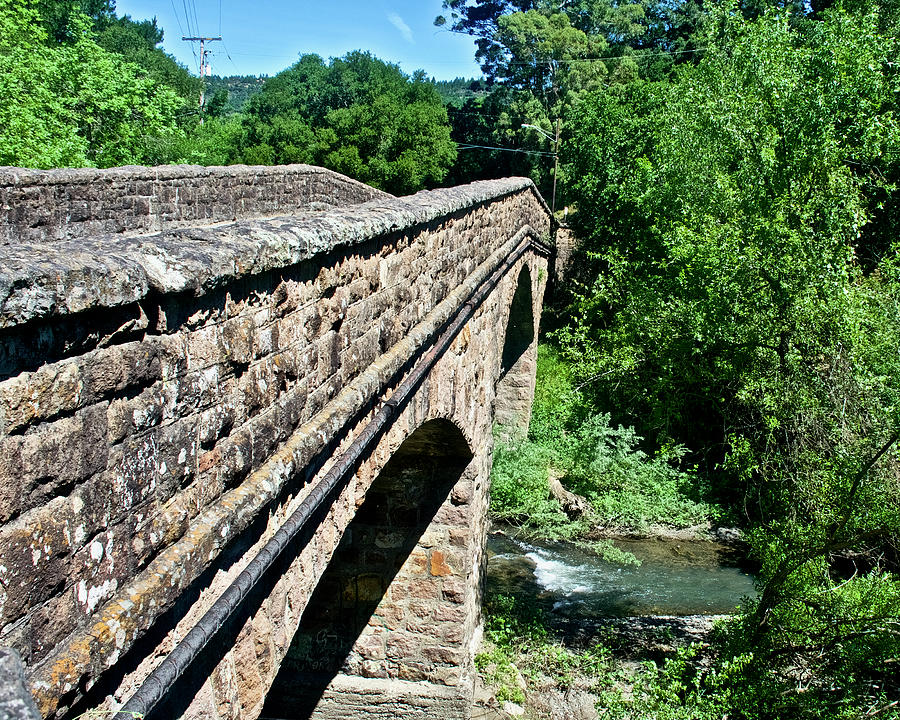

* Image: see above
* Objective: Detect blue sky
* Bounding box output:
[114,0,484,80]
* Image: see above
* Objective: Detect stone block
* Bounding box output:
[222,315,255,367]
[448,527,469,548]
[423,645,460,665]
[216,428,253,487]
[0,497,74,625]
[406,601,433,619]
[400,550,427,576]
[13,404,108,511]
[0,361,83,433]
[0,438,23,521]
[442,578,467,605]
[359,659,389,678]
[197,399,237,448]
[429,550,454,577]
[397,662,429,682]
[384,634,420,661]
[28,590,80,663]
[83,341,162,397]
[354,631,386,661]
[406,579,441,601]
[428,665,461,687]
[187,325,226,370]
[433,604,466,624]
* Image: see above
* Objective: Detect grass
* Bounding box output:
[490,344,718,540]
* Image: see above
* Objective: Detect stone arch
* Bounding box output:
[500,265,535,379]
[262,418,475,719]
[495,264,538,439]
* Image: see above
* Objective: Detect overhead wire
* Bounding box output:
[169,0,185,38]
[440,26,704,62]
[181,0,199,70]
[454,142,556,157]
[189,0,202,42]
[498,49,705,66]
[446,107,530,120]
[221,39,241,74]
[181,0,193,35]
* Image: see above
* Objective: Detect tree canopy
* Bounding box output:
[0,0,182,168]
[554,4,900,713]
[238,52,457,195]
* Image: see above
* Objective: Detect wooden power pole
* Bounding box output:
[182,36,221,112]
[551,117,560,216]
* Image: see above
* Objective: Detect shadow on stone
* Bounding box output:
[260,418,472,720]
[499,266,534,380]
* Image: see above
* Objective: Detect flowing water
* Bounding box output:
[486,531,756,618]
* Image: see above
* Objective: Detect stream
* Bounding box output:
[486,531,756,618]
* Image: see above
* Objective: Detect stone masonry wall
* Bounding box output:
[0,164,390,244]
[0,171,550,719]
[157,244,548,720]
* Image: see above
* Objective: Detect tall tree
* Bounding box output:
[239,52,456,195]
[0,0,182,167]
[95,14,200,107]
[556,3,900,713]
[31,0,116,42]
[437,0,616,110]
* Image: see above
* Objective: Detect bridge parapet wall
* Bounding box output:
[0,172,550,720]
[0,164,389,245]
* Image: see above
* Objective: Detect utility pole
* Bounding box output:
[551,117,560,217]
[522,121,561,215]
[182,36,221,114]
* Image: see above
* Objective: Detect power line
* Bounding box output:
[181,0,198,68]
[169,0,185,38]
[181,0,193,36]
[441,27,704,62]
[189,0,202,46]
[447,107,532,120]
[221,38,240,74]
[455,142,556,157]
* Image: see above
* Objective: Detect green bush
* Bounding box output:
[491,345,715,535]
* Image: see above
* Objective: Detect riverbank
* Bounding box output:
[474,528,754,719]
[472,606,727,720]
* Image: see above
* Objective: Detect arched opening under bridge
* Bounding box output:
[262,418,476,720]
[494,265,537,440]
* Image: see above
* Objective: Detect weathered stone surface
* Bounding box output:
[0,648,40,720]
[0,164,389,245]
[0,166,551,720]
[301,676,473,720]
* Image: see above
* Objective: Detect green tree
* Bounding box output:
[559,4,900,712]
[0,0,182,168]
[239,52,456,195]
[32,0,116,42]
[436,0,645,83]
[95,14,200,106]
[494,10,604,109]
[563,2,900,468]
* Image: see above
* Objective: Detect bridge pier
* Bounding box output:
[495,266,539,441]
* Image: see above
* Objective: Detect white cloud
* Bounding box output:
[388,12,414,44]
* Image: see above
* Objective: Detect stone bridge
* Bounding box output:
[0,164,552,720]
